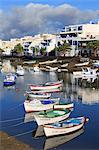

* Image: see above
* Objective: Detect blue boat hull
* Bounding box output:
[3,81,16,86]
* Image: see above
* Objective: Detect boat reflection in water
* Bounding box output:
[24,112,35,123]
[44,128,84,150]
[32,126,44,138]
[32,126,84,150]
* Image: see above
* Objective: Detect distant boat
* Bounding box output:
[46,66,58,72]
[73,67,97,77]
[24,98,60,113]
[43,117,89,137]
[33,66,40,72]
[29,80,63,91]
[44,128,84,150]
[75,62,89,67]
[34,109,71,126]
[29,88,62,93]
[93,60,99,67]
[25,92,51,99]
[3,73,16,86]
[16,65,24,76]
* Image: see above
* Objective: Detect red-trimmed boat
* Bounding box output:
[43,117,89,137]
[29,80,63,91]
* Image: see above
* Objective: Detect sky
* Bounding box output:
[0,0,99,40]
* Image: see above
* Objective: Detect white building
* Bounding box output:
[60,21,99,56]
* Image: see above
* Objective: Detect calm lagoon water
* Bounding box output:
[0,68,99,150]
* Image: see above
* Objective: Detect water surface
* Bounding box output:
[0,68,99,150]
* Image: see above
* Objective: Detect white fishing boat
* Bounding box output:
[24,98,60,113]
[29,80,63,91]
[3,73,16,86]
[34,109,71,126]
[29,88,62,94]
[93,60,99,67]
[75,62,89,67]
[73,67,97,77]
[33,66,40,72]
[43,117,89,137]
[25,92,51,99]
[16,65,24,76]
[44,128,84,150]
[24,98,73,113]
[54,102,74,109]
[46,66,58,72]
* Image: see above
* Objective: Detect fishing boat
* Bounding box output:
[29,80,63,91]
[34,109,71,126]
[25,92,51,99]
[43,117,89,137]
[73,67,97,77]
[44,128,84,150]
[24,98,60,113]
[46,66,58,72]
[54,101,74,109]
[24,98,73,113]
[29,88,62,93]
[3,73,16,86]
[33,66,40,72]
[75,62,89,67]
[16,65,24,76]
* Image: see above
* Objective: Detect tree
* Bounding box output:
[40,47,46,56]
[86,41,99,57]
[34,47,39,56]
[13,43,24,56]
[54,41,71,56]
[0,48,4,56]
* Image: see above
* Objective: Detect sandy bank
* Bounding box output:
[0,131,34,150]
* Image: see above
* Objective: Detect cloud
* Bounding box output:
[0,3,99,40]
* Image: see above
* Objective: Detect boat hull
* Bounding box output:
[43,117,85,137]
[30,83,62,91]
[34,111,71,126]
[26,93,51,99]
[54,103,74,109]
[29,80,63,91]
[3,81,16,86]
[24,102,57,113]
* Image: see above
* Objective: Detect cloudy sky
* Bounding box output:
[0,0,99,40]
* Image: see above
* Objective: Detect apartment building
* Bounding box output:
[60,21,99,56]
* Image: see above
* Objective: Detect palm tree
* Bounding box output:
[40,47,46,56]
[34,47,39,56]
[0,48,4,56]
[13,43,24,56]
[86,41,99,57]
[55,41,71,56]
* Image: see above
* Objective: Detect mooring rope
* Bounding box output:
[10,129,34,137]
[1,121,25,129]
[7,103,24,112]
[0,116,24,123]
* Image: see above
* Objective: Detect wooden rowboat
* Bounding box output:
[43,117,89,137]
[29,80,63,91]
[44,128,84,150]
[24,98,60,113]
[25,92,51,99]
[3,73,16,86]
[24,98,73,113]
[34,109,71,126]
